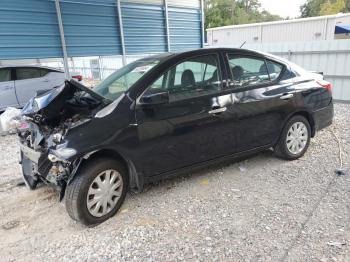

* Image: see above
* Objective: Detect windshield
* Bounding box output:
[92,58,160,101]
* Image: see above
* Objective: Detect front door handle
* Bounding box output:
[280,93,294,100]
[208,107,227,115]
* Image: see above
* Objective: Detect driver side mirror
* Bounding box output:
[139,90,169,106]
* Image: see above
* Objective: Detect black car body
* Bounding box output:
[18,48,333,225]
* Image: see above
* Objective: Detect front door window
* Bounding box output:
[145,54,222,102]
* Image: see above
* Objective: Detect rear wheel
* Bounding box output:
[274,115,311,160]
[65,158,128,226]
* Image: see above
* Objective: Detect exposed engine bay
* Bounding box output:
[18,80,108,194]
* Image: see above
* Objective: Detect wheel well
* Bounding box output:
[291,111,316,137]
[88,149,128,170]
[77,149,142,192]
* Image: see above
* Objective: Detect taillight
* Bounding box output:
[317,80,332,93]
[72,75,83,81]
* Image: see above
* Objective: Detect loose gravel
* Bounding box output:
[0,103,349,262]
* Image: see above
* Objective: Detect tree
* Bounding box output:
[320,0,346,15]
[237,0,261,12]
[300,0,350,17]
[205,0,282,29]
[300,0,324,17]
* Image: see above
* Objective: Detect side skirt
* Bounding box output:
[144,144,274,184]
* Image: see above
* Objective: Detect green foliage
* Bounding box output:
[300,0,350,17]
[320,0,346,15]
[205,0,282,29]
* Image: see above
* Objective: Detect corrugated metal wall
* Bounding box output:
[0,0,202,60]
[234,39,350,101]
[121,2,167,54]
[207,14,350,46]
[168,6,202,51]
[60,0,122,57]
[168,0,200,8]
[0,0,62,59]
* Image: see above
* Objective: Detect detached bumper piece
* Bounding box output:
[21,153,39,190]
[20,143,52,189]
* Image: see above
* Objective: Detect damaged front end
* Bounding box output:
[18,80,110,198]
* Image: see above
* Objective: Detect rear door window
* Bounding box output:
[16,68,42,80]
[0,69,11,82]
[227,55,270,88]
[266,60,283,81]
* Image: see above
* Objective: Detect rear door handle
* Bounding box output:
[208,107,227,115]
[280,93,294,100]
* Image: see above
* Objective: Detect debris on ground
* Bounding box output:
[0,107,21,135]
[200,178,209,185]
[238,165,247,172]
[327,241,346,249]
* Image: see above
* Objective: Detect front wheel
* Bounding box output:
[274,115,311,160]
[65,158,128,226]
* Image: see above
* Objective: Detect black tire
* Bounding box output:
[65,158,128,226]
[274,115,311,160]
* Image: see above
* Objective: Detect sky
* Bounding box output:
[259,0,306,18]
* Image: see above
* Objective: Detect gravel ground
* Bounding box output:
[0,104,349,262]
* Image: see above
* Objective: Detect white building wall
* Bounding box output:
[261,19,325,42]
[207,14,350,46]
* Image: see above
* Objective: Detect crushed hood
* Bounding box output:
[21,80,108,122]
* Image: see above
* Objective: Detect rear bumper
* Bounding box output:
[313,102,334,132]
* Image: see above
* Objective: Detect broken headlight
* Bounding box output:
[52,133,63,143]
[48,147,77,162]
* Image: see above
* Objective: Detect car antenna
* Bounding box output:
[239,41,246,48]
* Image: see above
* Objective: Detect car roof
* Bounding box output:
[146,48,286,65]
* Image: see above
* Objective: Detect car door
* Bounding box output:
[0,68,19,110]
[14,67,54,106]
[222,52,296,153]
[135,53,234,176]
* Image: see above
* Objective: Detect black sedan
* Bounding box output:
[18,48,333,225]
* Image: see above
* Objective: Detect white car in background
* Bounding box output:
[0,66,82,111]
